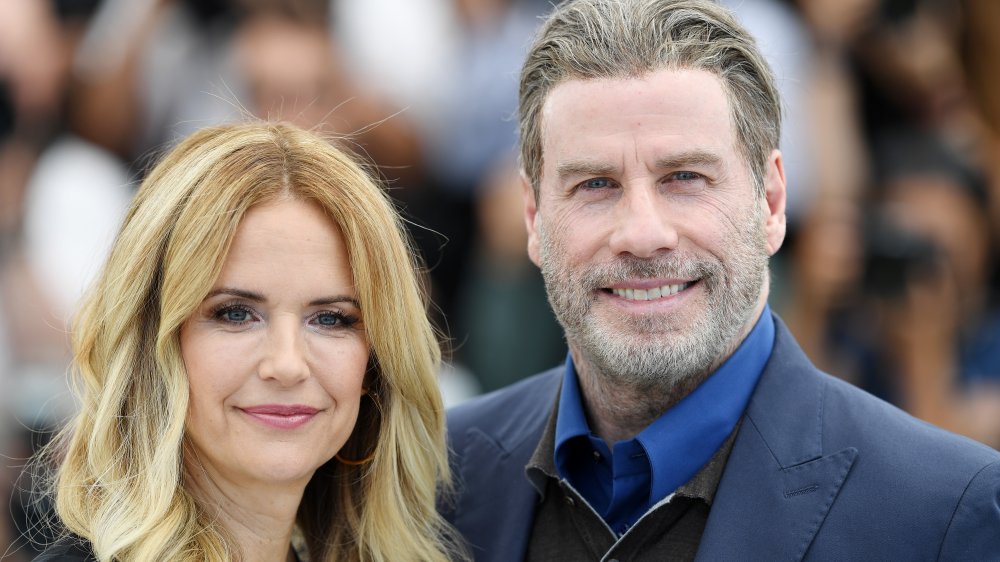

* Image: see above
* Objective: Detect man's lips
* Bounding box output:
[240,404,320,429]
[602,280,696,301]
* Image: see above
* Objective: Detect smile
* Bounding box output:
[241,404,320,429]
[609,282,693,301]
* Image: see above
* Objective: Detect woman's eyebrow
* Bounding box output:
[205,287,265,302]
[309,296,361,308]
[205,289,360,309]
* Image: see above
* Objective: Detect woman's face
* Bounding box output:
[180,198,369,489]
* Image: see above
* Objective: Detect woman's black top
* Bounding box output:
[33,536,96,562]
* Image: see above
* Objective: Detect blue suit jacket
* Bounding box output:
[444,316,1000,561]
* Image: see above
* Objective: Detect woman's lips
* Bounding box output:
[240,404,320,429]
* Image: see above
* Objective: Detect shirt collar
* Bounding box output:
[554,305,775,503]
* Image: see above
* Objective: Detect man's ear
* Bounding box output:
[763,149,787,256]
[521,170,541,266]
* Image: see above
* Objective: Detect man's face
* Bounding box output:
[525,68,786,388]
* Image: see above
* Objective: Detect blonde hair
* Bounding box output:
[44,122,459,561]
[519,0,780,199]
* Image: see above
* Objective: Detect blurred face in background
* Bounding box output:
[884,176,992,316]
[235,15,344,129]
[180,198,369,491]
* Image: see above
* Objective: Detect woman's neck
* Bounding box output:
[186,461,308,562]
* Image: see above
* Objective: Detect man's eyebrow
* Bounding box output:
[654,150,723,170]
[555,150,724,182]
[556,160,619,182]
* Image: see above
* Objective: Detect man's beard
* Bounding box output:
[538,206,769,391]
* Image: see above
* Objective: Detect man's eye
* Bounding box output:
[581,178,613,190]
[672,171,701,181]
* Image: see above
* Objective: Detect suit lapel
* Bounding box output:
[696,317,858,562]
[449,370,561,562]
[453,426,542,562]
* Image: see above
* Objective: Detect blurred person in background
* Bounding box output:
[332,0,567,394]
[0,1,132,558]
[452,156,565,392]
[772,0,1000,448]
[34,122,462,562]
[960,0,1000,249]
[865,133,1000,447]
[785,132,1000,449]
[68,0,421,173]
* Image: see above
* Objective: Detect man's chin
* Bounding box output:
[574,329,712,381]
[583,315,696,341]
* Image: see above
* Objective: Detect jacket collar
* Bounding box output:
[447,369,561,562]
[695,315,857,561]
[449,314,856,562]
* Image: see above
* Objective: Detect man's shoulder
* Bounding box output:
[758,318,999,475]
[711,323,1000,559]
[799,371,1000,558]
[446,367,562,451]
[820,370,1000,474]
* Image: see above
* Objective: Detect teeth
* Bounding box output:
[611,282,690,301]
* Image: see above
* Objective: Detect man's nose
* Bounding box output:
[258,319,310,385]
[607,184,679,258]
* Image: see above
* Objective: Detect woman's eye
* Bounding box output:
[315,312,342,327]
[214,305,254,324]
[581,177,613,190]
[312,311,359,329]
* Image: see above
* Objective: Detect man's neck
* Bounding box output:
[573,355,709,445]
[571,299,767,446]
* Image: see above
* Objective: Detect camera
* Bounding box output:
[862,211,940,298]
[0,79,13,141]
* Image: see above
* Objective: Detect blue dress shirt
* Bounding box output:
[554,307,776,534]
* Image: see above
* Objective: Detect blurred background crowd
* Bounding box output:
[1,0,999,558]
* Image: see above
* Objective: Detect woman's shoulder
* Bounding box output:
[34,535,97,562]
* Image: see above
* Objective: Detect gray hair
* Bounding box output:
[519,0,781,199]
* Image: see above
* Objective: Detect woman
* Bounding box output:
[35,122,462,561]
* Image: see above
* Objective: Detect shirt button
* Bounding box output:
[564,495,575,507]
[592,450,602,461]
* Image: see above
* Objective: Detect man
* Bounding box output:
[442,0,1000,560]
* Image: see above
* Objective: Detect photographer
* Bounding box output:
[870,141,1000,447]
[787,132,1000,448]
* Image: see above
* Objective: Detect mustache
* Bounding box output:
[579,253,721,289]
